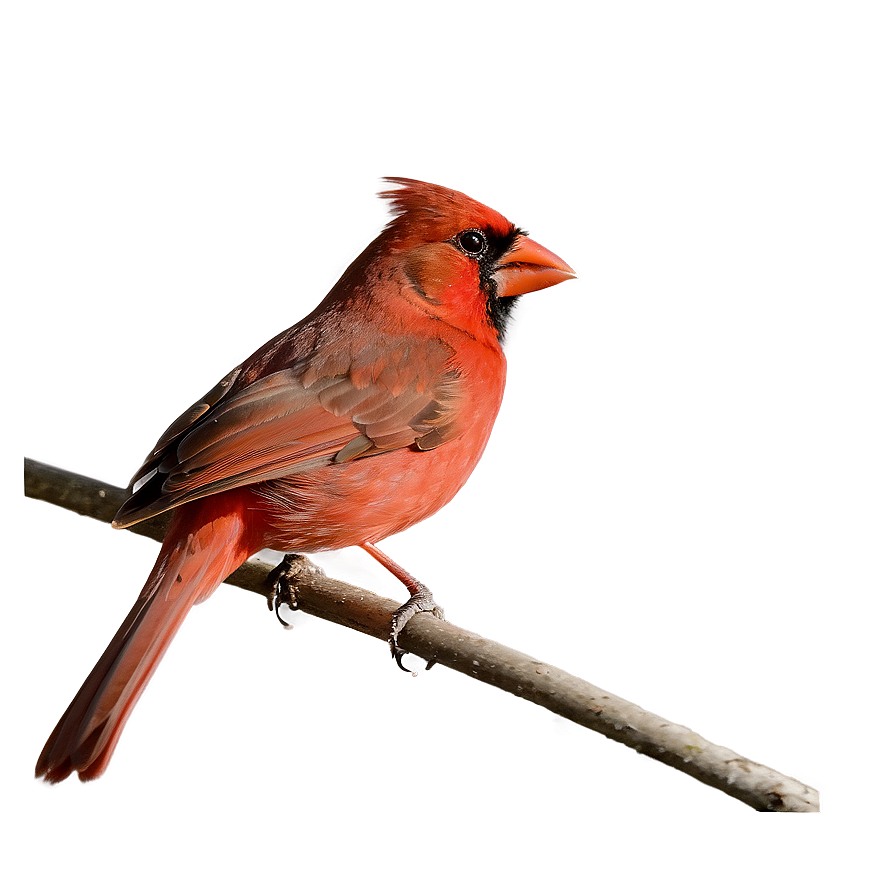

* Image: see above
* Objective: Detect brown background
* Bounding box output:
[0,2,894,894]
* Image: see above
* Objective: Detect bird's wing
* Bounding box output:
[113,336,462,527]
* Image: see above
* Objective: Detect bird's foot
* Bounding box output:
[267,553,325,628]
[390,586,444,673]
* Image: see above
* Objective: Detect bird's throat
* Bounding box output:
[486,295,518,343]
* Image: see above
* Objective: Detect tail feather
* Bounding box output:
[36,497,255,783]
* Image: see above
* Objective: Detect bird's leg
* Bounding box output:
[267,553,325,628]
[361,541,443,672]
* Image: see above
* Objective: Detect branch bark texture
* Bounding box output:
[24,457,819,812]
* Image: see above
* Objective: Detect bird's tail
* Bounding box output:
[36,494,255,783]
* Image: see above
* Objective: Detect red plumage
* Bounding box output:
[36,178,575,782]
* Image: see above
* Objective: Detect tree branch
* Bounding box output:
[24,457,819,812]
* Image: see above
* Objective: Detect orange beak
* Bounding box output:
[494,234,576,298]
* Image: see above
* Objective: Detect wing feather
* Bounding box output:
[113,331,461,528]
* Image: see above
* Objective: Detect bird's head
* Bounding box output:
[377,178,575,343]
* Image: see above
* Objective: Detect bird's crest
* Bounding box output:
[379,177,512,241]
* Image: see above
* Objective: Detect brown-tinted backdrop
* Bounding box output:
[0,2,894,893]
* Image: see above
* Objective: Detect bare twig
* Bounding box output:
[24,457,819,811]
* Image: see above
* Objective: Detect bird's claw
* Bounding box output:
[267,553,324,629]
[389,588,444,673]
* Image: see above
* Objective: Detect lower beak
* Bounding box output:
[494,234,576,298]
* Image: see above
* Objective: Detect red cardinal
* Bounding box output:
[36,178,575,783]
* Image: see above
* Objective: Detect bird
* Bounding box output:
[35,177,575,783]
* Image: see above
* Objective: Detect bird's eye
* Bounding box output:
[457,229,486,257]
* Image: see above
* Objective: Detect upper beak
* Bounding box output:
[493,234,576,298]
